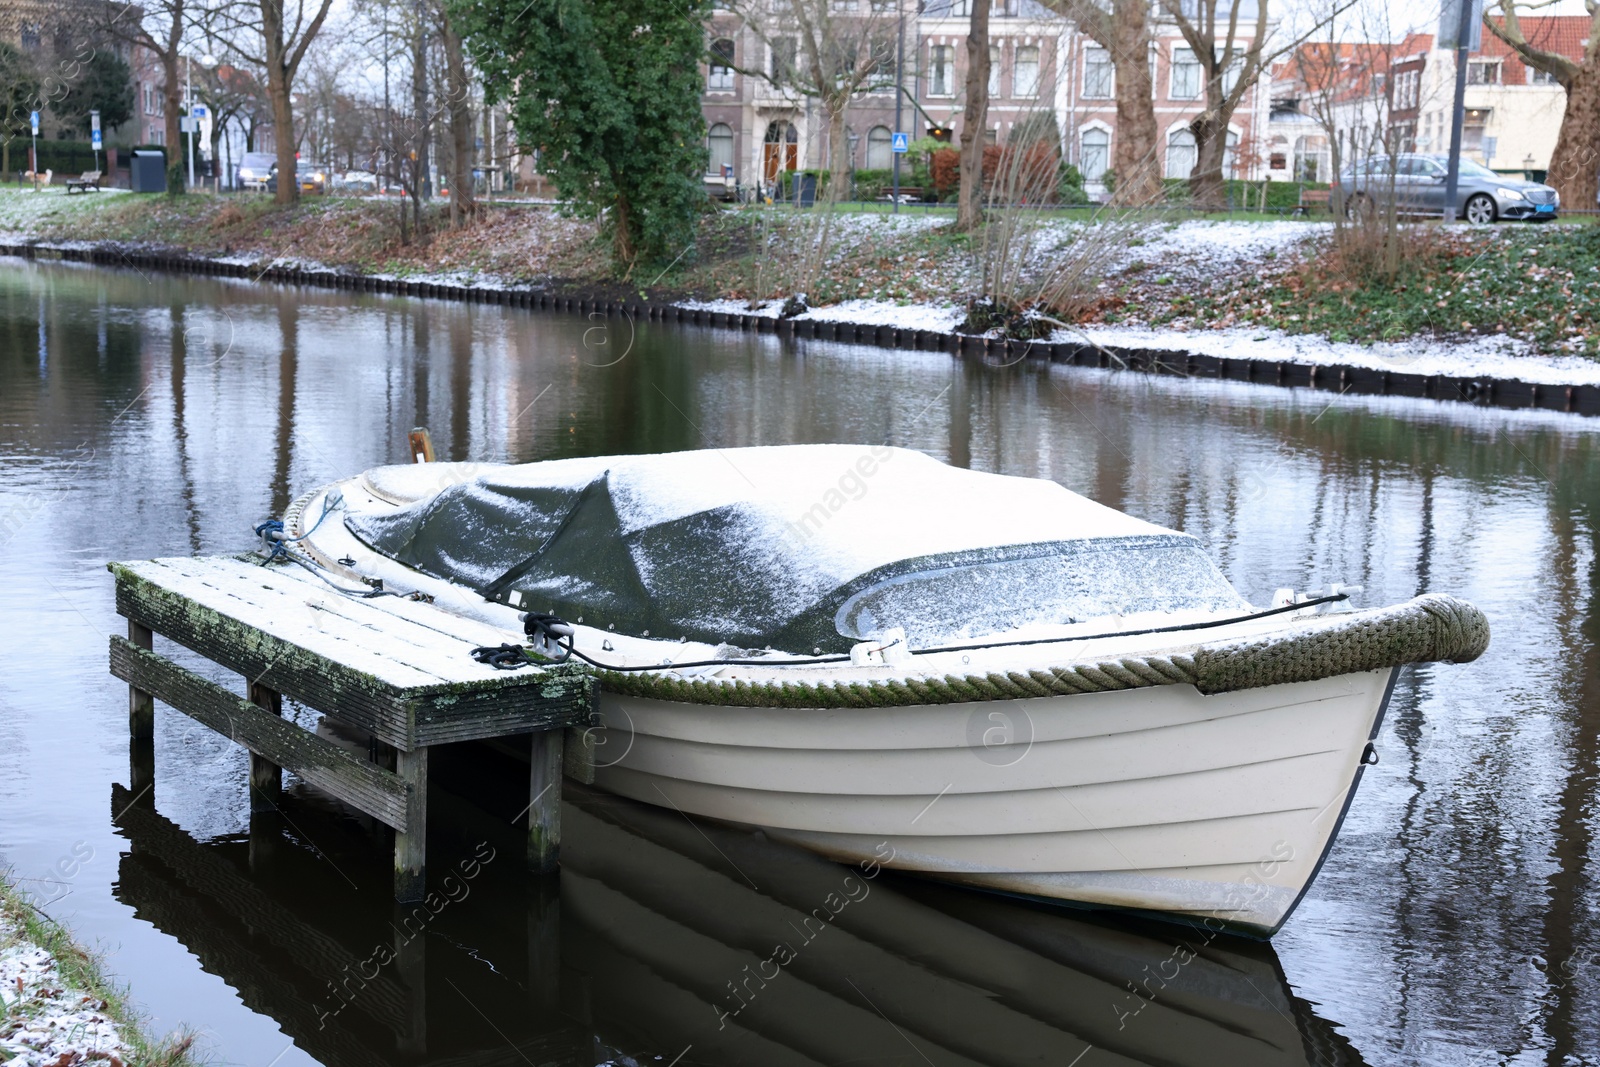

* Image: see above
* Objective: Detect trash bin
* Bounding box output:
[795,172,817,208]
[130,149,166,193]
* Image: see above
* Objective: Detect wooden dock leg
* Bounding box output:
[128,621,156,800]
[128,621,155,738]
[526,878,560,1011]
[528,729,563,873]
[247,682,283,813]
[395,746,429,902]
[392,902,428,1056]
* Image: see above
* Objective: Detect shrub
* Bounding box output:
[930,148,960,199]
[1058,164,1088,204]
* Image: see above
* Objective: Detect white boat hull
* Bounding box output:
[592,668,1396,936]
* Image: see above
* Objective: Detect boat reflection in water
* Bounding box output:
[111,768,1365,1067]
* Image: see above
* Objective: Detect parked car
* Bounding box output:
[297,161,330,194]
[1337,153,1559,223]
[333,169,378,193]
[237,151,277,191]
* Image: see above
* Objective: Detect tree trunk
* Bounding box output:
[612,186,636,267]
[1548,64,1600,213]
[957,0,990,230]
[162,50,184,193]
[412,13,430,203]
[441,12,475,225]
[260,0,300,205]
[1188,112,1228,210]
[826,100,850,202]
[1109,0,1160,205]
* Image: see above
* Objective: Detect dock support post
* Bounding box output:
[526,879,561,1010]
[528,729,563,873]
[247,682,283,812]
[128,620,155,800]
[128,621,154,736]
[395,746,429,902]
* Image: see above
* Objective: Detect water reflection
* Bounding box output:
[1,258,1597,1066]
[110,778,1362,1067]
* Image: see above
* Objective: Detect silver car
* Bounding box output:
[1337,153,1559,223]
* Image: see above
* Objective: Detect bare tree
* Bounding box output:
[212,0,337,204]
[102,1,188,165]
[956,0,990,229]
[1161,0,1352,209]
[1484,1,1600,213]
[735,0,899,196]
[439,8,474,224]
[1044,0,1162,205]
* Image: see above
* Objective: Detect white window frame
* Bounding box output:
[1014,43,1040,98]
[929,43,956,97]
[1083,47,1113,99]
[1079,124,1110,182]
[1169,46,1201,100]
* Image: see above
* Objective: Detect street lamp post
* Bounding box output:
[186,54,218,189]
[186,55,194,188]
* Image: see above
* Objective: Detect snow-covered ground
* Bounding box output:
[682,218,1600,388]
[0,912,133,1067]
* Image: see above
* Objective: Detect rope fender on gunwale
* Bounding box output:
[595,594,1490,708]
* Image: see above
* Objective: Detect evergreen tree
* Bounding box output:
[450,0,711,272]
[0,42,40,174]
[55,51,135,136]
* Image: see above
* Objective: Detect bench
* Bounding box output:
[881,186,924,203]
[66,170,101,193]
[1293,187,1332,215]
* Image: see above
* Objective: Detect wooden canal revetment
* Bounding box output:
[107,555,597,902]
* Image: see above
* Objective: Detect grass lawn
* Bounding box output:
[1158,222,1600,356]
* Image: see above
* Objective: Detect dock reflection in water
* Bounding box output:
[111,769,1362,1067]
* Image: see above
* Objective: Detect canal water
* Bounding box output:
[0,258,1595,1067]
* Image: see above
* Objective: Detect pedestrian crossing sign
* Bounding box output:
[892,132,909,154]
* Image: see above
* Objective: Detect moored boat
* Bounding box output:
[283,444,1489,936]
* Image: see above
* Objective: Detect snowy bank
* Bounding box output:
[0,883,194,1067]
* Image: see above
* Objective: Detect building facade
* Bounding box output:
[699,0,1272,199]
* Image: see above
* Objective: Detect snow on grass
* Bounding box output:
[1060,322,1600,387]
[0,921,133,1067]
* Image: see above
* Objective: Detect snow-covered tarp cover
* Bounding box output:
[346,445,1247,651]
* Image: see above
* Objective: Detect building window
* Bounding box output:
[989,45,1001,97]
[1462,108,1490,153]
[1014,45,1039,97]
[1394,69,1420,110]
[1530,67,1559,85]
[1467,60,1501,85]
[20,24,39,50]
[1166,127,1196,179]
[866,125,892,169]
[929,43,955,96]
[1084,48,1113,99]
[1170,47,1201,99]
[707,122,735,175]
[1080,127,1109,181]
[771,38,797,83]
[708,38,735,91]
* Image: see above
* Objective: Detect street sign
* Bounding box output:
[91,110,101,133]
[191,104,208,120]
[1438,0,1483,52]
[891,131,909,154]
[179,117,196,133]
[92,130,102,149]
[30,111,39,135]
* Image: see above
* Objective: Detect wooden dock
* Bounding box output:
[108,554,596,902]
